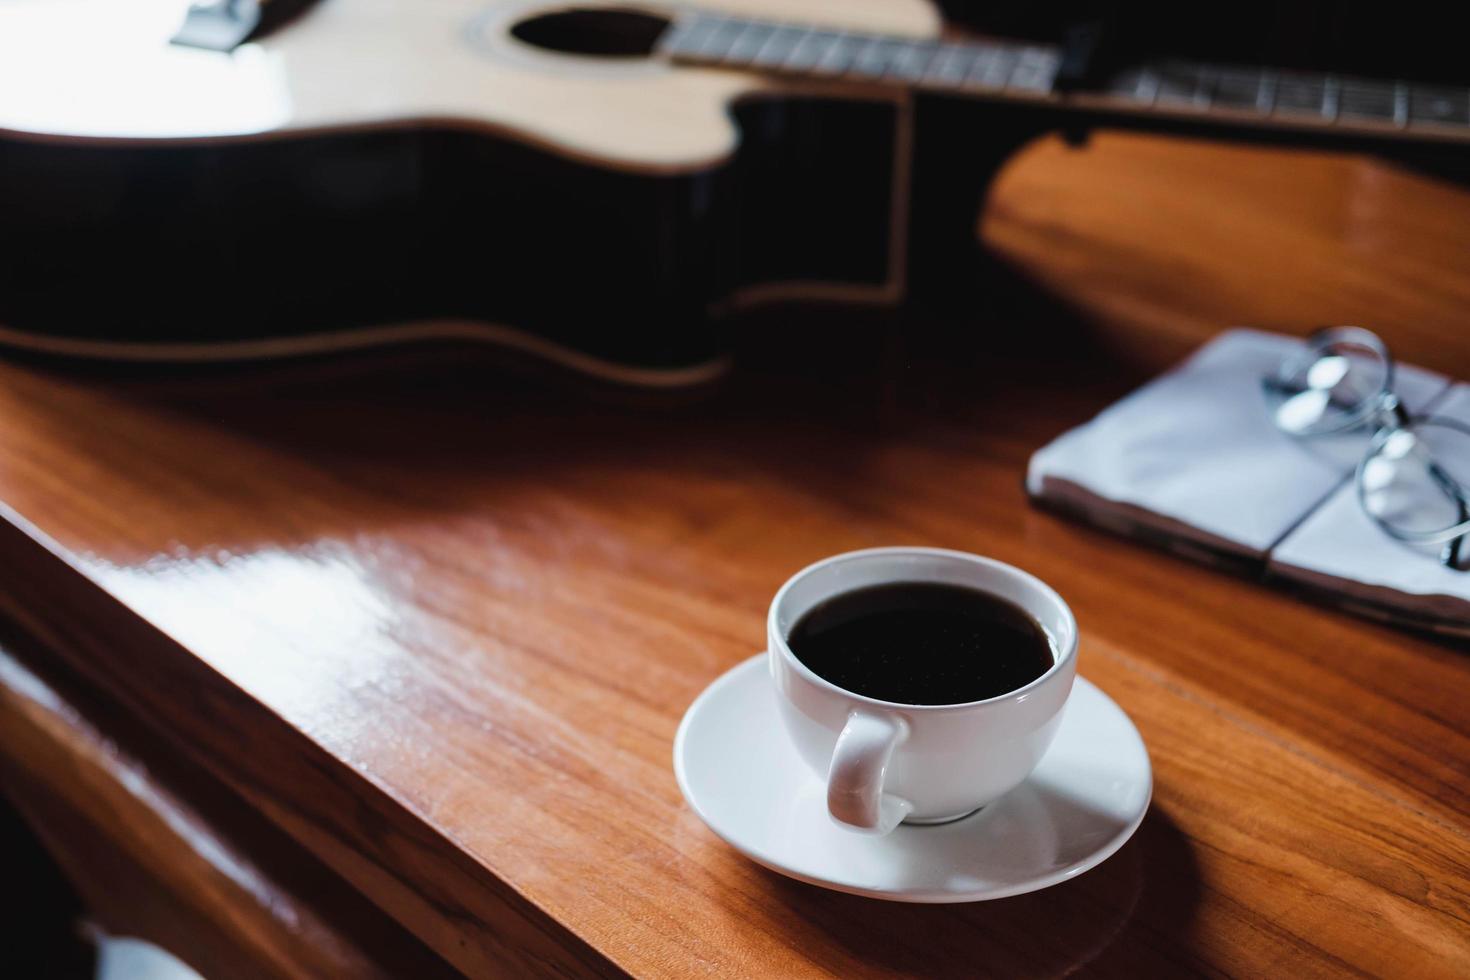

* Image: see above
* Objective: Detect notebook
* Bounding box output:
[1026,329,1467,637]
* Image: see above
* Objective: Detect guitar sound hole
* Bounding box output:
[510,8,671,58]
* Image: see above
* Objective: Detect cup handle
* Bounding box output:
[827,710,914,835]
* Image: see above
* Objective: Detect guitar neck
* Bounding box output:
[657,12,1470,146]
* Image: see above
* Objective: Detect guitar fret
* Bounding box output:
[1193,67,1220,108]
[922,44,977,87]
[658,15,718,58]
[1274,73,1329,118]
[887,42,937,82]
[1339,78,1398,123]
[694,17,744,60]
[1154,63,1200,105]
[721,22,776,64]
[963,47,996,88]
[783,29,837,72]
[1010,48,1061,92]
[1410,86,1470,126]
[851,37,905,78]
[655,17,698,56]
[840,35,878,76]
[1213,68,1265,112]
[966,46,1017,90]
[1255,72,1278,113]
[1322,76,1341,121]
[749,24,804,69]
[812,32,863,75]
[1107,68,1160,105]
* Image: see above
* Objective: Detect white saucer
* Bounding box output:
[674,655,1152,903]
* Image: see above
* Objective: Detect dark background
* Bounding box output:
[942,1,1470,83]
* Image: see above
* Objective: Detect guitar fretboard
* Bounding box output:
[658,12,1470,141]
[1108,62,1470,130]
[657,14,1063,96]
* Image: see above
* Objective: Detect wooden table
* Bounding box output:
[1,131,1468,978]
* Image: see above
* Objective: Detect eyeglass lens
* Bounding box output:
[1359,418,1470,550]
[1263,328,1394,436]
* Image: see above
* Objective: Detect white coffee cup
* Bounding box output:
[768,547,1078,835]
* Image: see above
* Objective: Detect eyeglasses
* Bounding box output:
[1262,327,1469,570]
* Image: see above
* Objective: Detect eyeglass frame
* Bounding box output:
[1263,327,1469,570]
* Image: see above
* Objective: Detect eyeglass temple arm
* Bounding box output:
[1440,494,1468,571]
[1401,408,1466,571]
[1431,464,1469,570]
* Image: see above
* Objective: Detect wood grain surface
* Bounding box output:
[0,131,1467,977]
[0,627,458,980]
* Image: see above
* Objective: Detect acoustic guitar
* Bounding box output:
[4,0,1468,386]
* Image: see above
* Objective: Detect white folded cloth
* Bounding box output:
[1027,329,1466,634]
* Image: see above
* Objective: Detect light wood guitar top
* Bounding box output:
[0,0,937,169]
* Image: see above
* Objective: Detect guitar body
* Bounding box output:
[0,0,941,385]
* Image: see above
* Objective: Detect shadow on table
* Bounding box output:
[6,297,1151,550]
[752,805,1202,978]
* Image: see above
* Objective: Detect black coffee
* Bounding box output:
[788,582,1054,705]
